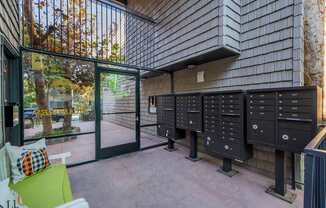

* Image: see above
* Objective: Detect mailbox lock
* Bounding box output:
[224,145,229,150]
[252,124,258,130]
[282,134,289,141]
[158,125,160,128]
[206,137,211,145]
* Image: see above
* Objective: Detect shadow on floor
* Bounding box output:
[68,145,303,208]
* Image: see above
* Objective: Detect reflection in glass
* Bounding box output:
[23,52,95,140]
[100,73,136,148]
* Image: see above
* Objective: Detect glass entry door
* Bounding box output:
[95,67,140,159]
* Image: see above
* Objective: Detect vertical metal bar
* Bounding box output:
[115,8,117,62]
[106,4,109,60]
[320,157,325,208]
[90,0,93,57]
[60,0,63,52]
[19,50,24,144]
[101,3,103,60]
[85,0,87,56]
[66,0,69,54]
[22,0,25,46]
[119,10,121,63]
[124,11,126,64]
[45,0,49,50]
[110,5,112,60]
[38,0,41,48]
[73,0,76,55]
[95,63,101,159]
[78,0,82,56]
[79,0,82,55]
[53,0,55,51]
[135,70,141,149]
[95,1,98,59]
[29,0,33,47]
[315,157,320,208]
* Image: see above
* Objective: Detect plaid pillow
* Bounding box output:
[17,148,50,177]
[6,139,51,184]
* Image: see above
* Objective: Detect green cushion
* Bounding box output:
[10,164,73,208]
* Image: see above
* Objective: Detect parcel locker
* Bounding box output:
[276,87,322,152]
[175,93,202,132]
[246,86,322,153]
[203,91,252,161]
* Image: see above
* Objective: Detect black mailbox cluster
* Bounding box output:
[156,95,178,139]
[203,91,251,161]
[156,86,321,161]
[175,93,202,132]
[247,86,322,153]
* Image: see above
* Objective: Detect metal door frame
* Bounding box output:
[95,65,140,159]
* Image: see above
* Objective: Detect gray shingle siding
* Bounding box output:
[0,0,20,51]
[152,0,222,68]
[128,0,242,69]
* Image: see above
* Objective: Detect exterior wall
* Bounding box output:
[0,0,20,50]
[0,0,20,146]
[127,0,306,179]
[128,0,241,69]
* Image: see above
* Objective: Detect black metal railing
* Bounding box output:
[20,0,155,69]
[304,126,326,208]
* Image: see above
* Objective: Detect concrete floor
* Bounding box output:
[68,145,303,208]
[46,121,166,165]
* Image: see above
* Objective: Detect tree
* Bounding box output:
[23,0,125,136]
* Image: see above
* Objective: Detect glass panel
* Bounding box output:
[100,72,136,148]
[25,134,95,165]
[140,126,167,149]
[46,134,95,165]
[101,114,136,148]
[22,52,95,141]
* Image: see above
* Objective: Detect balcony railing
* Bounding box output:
[21,0,155,70]
[304,126,326,208]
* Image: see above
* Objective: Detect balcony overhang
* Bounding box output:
[142,46,240,78]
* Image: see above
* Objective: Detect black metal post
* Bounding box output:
[217,158,238,177]
[266,150,296,203]
[164,138,177,152]
[185,130,200,162]
[275,150,287,196]
[222,158,232,172]
[291,153,296,190]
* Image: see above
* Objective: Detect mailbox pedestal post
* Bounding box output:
[186,130,200,162]
[217,158,238,177]
[266,150,296,203]
[164,138,177,152]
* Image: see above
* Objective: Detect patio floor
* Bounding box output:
[46,121,166,165]
[68,144,303,208]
